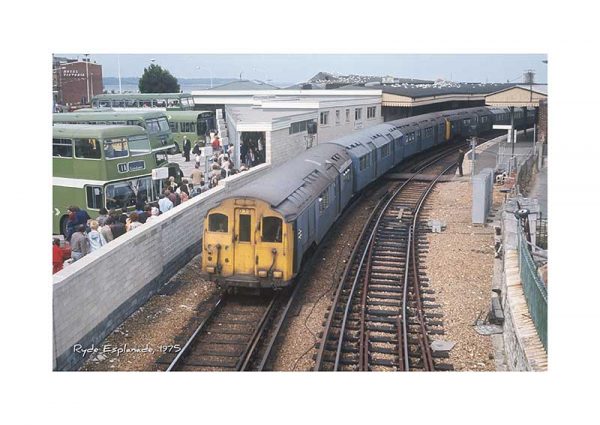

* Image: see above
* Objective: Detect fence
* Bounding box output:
[516,153,537,194]
[517,222,548,351]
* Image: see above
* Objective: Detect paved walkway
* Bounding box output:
[471,130,535,174]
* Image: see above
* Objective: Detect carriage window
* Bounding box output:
[381,143,391,158]
[53,138,73,157]
[319,189,330,214]
[74,138,102,159]
[262,217,282,243]
[209,213,228,232]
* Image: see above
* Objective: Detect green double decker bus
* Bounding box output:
[91,93,195,110]
[166,110,216,147]
[53,124,168,235]
[53,110,180,153]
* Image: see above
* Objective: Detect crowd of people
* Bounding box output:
[52,133,259,274]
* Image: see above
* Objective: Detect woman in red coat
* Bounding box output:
[53,239,63,274]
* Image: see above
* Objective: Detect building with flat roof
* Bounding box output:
[223,92,383,167]
[53,56,103,108]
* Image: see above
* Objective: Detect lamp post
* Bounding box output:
[197,66,213,88]
[84,54,90,105]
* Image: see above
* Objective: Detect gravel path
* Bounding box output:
[80,255,217,371]
[424,178,497,371]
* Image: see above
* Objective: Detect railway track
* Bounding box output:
[156,290,281,371]
[314,149,460,371]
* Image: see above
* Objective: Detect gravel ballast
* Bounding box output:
[80,255,218,371]
[424,179,497,371]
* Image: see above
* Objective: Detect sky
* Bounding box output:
[56,54,548,86]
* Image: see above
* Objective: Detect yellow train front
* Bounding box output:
[202,198,294,288]
[202,144,354,289]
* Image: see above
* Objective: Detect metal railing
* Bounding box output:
[517,222,548,351]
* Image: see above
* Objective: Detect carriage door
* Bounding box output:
[367,141,377,178]
[234,208,256,275]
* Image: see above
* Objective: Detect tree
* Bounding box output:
[138,64,180,93]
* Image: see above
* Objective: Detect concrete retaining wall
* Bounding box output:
[499,198,547,371]
[52,164,270,371]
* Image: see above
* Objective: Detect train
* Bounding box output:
[202,106,535,289]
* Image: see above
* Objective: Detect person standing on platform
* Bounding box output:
[158,193,173,214]
[211,134,221,152]
[52,239,63,274]
[183,136,191,162]
[87,220,107,252]
[456,148,465,177]
[190,163,203,186]
[70,225,89,262]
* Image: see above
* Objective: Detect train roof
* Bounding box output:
[227,144,352,220]
[52,124,147,138]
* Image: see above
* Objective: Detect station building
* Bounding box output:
[192,83,383,167]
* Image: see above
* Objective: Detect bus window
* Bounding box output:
[86,186,103,210]
[262,217,282,243]
[155,152,168,166]
[53,138,73,157]
[146,119,160,134]
[197,119,207,136]
[104,137,129,159]
[209,213,228,232]
[105,177,154,209]
[158,117,170,132]
[74,138,102,159]
[125,99,137,107]
[169,121,178,132]
[127,135,151,156]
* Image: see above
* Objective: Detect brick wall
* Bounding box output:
[52,164,269,371]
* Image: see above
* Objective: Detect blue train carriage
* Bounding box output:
[361,125,397,180]
[202,144,353,288]
[474,107,494,134]
[416,117,440,151]
[395,120,421,158]
[386,124,406,165]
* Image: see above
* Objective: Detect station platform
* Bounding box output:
[464,129,536,176]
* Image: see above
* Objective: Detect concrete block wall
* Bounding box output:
[52,164,270,371]
[472,168,494,224]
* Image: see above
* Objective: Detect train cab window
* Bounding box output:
[262,217,282,243]
[209,213,228,232]
[239,214,251,242]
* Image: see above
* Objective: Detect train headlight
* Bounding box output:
[206,266,216,273]
[273,270,283,279]
[258,270,268,278]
